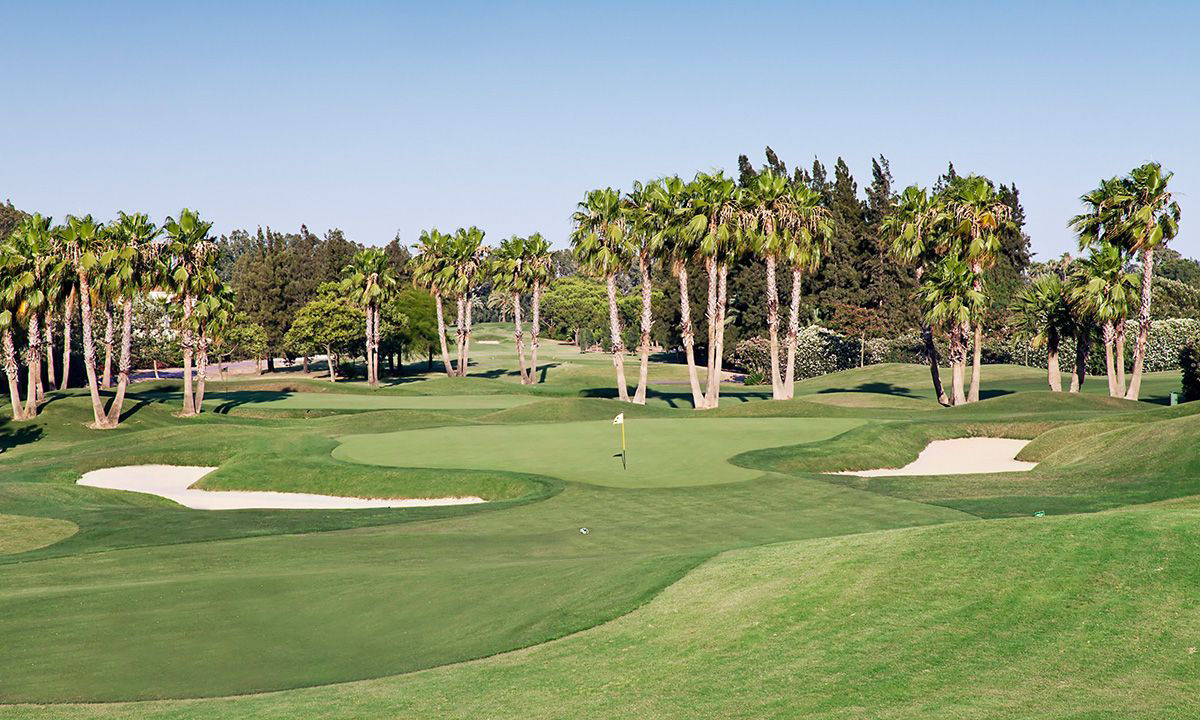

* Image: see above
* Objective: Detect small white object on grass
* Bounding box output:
[579,527,589,535]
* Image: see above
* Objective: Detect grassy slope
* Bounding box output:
[9,502,1197,719]
[0,476,964,702]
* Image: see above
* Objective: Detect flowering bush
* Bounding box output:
[731,326,863,380]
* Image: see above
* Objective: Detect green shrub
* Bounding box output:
[1181,343,1200,401]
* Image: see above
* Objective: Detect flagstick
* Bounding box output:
[621,420,627,470]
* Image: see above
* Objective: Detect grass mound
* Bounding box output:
[0,514,78,555]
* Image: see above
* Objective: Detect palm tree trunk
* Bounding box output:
[369,303,379,381]
[705,264,729,408]
[195,326,208,412]
[704,258,718,386]
[949,324,967,406]
[530,281,542,383]
[1103,321,1117,397]
[180,295,197,416]
[913,267,949,406]
[434,292,456,377]
[922,325,949,406]
[633,254,652,405]
[967,264,983,403]
[60,289,75,390]
[513,292,529,384]
[462,291,474,377]
[24,312,42,418]
[676,266,705,409]
[102,304,114,389]
[1115,319,1127,395]
[765,254,783,400]
[1125,248,1155,401]
[1070,326,1090,393]
[77,275,111,427]
[606,273,630,402]
[3,329,27,420]
[783,268,803,400]
[106,298,134,426]
[44,312,56,391]
[1047,331,1062,392]
[365,305,376,386]
[455,295,467,377]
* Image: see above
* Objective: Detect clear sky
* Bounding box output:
[2,1,1196,260]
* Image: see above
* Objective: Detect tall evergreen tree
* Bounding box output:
[808,157,866,315]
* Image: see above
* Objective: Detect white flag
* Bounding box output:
[612,413,624,425]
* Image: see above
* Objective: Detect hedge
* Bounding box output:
[730,318,1200,381]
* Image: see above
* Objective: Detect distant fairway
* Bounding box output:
[334,417,867,488]
[202,392,538,411]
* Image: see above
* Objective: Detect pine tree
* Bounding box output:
[861,156,917,329]
[808,157,866,315]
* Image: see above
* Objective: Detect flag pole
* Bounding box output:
[621,420,626,470]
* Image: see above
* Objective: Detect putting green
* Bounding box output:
[334,417,867,488]
[203,392,538,411]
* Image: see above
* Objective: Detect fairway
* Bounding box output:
[334,416,868,488]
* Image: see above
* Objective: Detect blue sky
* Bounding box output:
[2,1,1196,259]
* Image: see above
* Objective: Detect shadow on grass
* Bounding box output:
[0,417,43,453]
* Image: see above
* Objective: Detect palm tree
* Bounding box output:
[412,229,458,377]
[40,234,73,394]
[492,235,533,383]
[342,248,397,387]
[920,253,984,405]
[882,185,951,406]
[58,270,78,391]
[779,184,833,400]
[0,233,31,419]
[447,227,487,377]
[572,187,632,402]
[102,212,160,426]
[943,175,1012,402]
[192,281,234,410]
[624,180,670,404]
[688,172,742,409]
[1069,177,1132,395]
[744,171,791,399]
[1010,273,1071,393]
[1112,163,1181,401]
[526,232,552,384]
[60,214,112,427]
[1068,244,1138,397]
[162,209,218,417]
[8,214,60,416]
[659,176,706,409]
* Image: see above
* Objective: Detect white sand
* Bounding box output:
[832,438,1037,477]
[77,465,486,510]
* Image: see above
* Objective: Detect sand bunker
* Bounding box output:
[77,465,486,510]
[833,438,1037,477]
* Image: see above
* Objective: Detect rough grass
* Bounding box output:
[0,513,78,554]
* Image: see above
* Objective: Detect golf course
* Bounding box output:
[1,330,1197,719]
